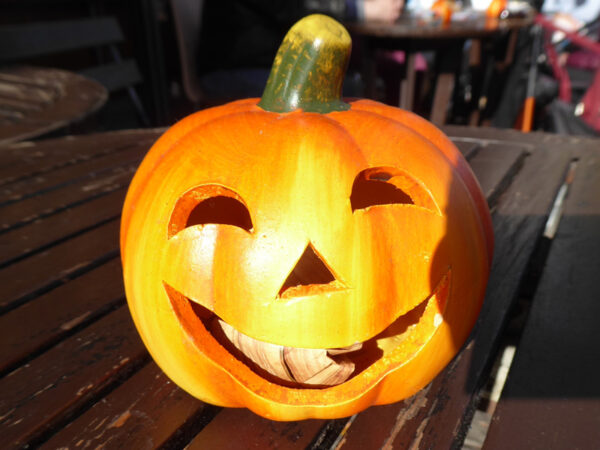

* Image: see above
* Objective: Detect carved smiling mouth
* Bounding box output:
[166,270,450,389]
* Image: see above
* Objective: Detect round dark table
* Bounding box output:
[0,66,107,146]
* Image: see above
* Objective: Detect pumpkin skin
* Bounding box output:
[121,16,493,421]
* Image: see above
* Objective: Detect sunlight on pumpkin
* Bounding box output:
[374,272,449,355]
[169,185,253,238]
[121,14,492,421]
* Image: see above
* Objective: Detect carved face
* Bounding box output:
[121,99,492,420]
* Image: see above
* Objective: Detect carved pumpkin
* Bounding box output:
[121,15,493,420]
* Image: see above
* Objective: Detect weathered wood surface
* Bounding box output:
[40,363,215,450]
[0,128,157,187]
[0,187,126,266]
[0,258,124,375]
[0,145,142,207]
[0,128,597,449]
[0,66,107,146]
[0,306,148,449]
[483,146,600,449]
[186,408,326,450]
[0,220,120,313]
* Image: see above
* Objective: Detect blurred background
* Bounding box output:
[0,0,598,137]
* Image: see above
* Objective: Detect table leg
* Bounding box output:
[400,51,417,110]
[431,73,454,125]
[361,38,378,100]
[138,0,169,125]
[468,39,483,126]
[430,43,463,125]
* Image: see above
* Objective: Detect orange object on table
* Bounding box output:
[486,0,507,18]
[431,0,454,24]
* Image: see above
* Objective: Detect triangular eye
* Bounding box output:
[350,167,438,213]
[168,185,252,238]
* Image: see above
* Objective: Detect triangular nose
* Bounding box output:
[279,243,336,297]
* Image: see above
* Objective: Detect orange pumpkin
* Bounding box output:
[121,15,493,420]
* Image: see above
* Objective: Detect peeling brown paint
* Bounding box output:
[107,410,131,429]
[77,383,94,396]
[92,417,108,430]
[381,384,431,449]
[0,407,16,422]
[61,312,92,331]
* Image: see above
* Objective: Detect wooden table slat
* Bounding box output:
[0,258,123,375]
[483,149,600,449]
[40,363,215,450]
[0,129,158,185]
[0,143,143,204]
[187,408,326,450]
[452,139,482,160]
[0,306,147,450]
[466,143,527,209]
[0,139,130,185]
[0,187,125,268]
[1,159,137,232]
[0,219,119,313]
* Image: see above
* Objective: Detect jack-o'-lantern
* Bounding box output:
[121,15,493,421]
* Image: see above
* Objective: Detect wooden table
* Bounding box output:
[348,15,532,125]
[0,126,598,449]
[0,66,107,146]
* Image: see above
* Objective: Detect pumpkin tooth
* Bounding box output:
[301,356,354,385]
[216,319,355,386]
[217,319,293,381]
[283,347,354,385]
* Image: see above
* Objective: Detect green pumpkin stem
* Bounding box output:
[258,14,351,114]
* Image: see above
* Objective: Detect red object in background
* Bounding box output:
[581,70,600,130]
[535,14,600,132]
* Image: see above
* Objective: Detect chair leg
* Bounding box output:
[108,44,151,127]
[127,85,150,127]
